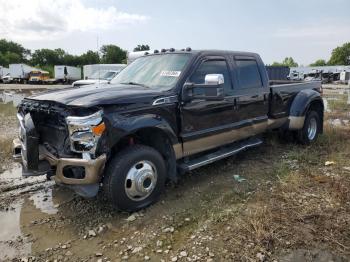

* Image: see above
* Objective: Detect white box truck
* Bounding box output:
[54,65,81,83]
[83,64,126,79]
[9,64,39,83]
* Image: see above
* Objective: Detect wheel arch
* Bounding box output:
[110,126,179,182]
[288,89,324,130]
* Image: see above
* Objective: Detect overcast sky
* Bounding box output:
[0,0,349,65]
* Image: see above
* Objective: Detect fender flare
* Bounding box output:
[103,113,180,181]
[288,89,323,130]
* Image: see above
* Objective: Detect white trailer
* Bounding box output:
[54,65,81,83]
[83,64,126,79]
[9,64,39,83]
[127,50,154,64]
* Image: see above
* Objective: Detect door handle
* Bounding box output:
[233,98,239,110]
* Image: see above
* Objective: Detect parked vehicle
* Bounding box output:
[0,66,10,83]
[9,64,39,83]
[13,49,323,212]
[2,73,13,84]
[28,70,50,84]
[54,65,81,84]
[305,69,323,81]
[288,70,305,81]
[340,71,350,84]
[83,64,126,80]
[72,70,122,87]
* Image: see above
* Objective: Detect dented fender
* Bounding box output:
[103,113,179,149]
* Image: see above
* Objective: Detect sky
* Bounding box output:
[0,0,349,65]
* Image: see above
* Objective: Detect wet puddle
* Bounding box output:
[0,165,47,194]
[0,165,75,260]
[0,188,75,260]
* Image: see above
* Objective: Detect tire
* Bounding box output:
[297,110,321,144]
[102,145,166,212]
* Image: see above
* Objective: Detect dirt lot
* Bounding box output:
[1,87,350,261]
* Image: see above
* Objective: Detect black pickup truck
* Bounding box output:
[13,49,323,211]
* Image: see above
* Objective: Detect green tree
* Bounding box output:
[0,39,30,66]
[30,48,64,66]
[80,50,100,65]
[100,45,126,64]
[272,57,298,67]
[133,44,150,52]
[0,52,22,66]
[309,59,327,67]
[328,42,350,65]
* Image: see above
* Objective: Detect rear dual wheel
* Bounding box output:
[103,145,166,212]
[297,110,321,144]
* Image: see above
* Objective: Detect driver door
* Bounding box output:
[180,56,236,156]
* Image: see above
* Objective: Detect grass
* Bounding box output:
[202,122,350,260]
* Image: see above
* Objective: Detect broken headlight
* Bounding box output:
[66,110,105,154]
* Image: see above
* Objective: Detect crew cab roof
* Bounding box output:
[141,49,260,58]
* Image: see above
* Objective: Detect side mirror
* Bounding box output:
[183,74,224,101]
[204,74,224,85]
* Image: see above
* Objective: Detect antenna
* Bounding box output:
[96,0,101,84]
[96,35,100,84]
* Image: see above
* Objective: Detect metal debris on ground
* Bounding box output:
[233,175,247,183]
[325,161,335,166]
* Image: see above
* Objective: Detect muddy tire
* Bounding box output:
[297,110,321,144]
[102,145,166,212]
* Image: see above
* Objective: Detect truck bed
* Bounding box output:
[269,80,322,119]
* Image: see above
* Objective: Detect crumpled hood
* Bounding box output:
[26,83,169,107]
[73,79,108,86]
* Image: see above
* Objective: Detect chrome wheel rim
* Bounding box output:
[307,117,317,140]
[124,160,157,201]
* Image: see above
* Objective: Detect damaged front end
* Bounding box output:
[13,100,107,197]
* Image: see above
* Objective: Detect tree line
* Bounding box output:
[2,38,349,71]
[0,39,150,75]
[270,42,350,67]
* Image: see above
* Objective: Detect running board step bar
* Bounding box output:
[179,137,263,172]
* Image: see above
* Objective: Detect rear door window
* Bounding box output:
[235,59,262,89]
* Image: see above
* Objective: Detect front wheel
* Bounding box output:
[103,145,166,212]
[297,110,321,144]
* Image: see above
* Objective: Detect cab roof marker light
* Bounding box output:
[186,47,192,52]
[161,49,166,53]
[169,48,175,52]
[154,50,159,53]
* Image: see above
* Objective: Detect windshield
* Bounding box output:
[111,54,191,89]
[103,71,118,80]
[89,71,106,79]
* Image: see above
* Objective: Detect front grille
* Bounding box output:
[19,100,73,157]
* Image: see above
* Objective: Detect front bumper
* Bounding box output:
[13,138,106,185]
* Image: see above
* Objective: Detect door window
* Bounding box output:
[235,59,262,89]
[189,59,232,95]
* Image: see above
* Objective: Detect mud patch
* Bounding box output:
[0,186,75,260]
